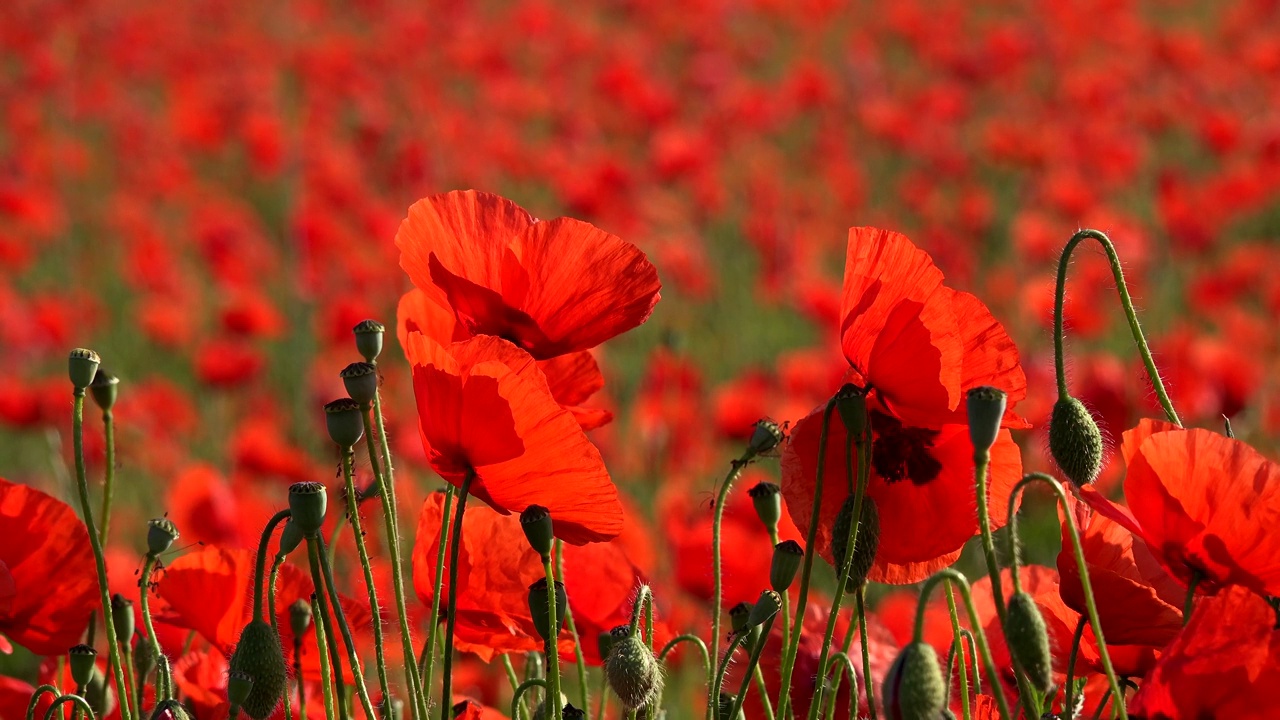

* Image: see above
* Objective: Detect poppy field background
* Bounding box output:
[4,0,1280,718]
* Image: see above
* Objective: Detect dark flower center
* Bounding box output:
[870,411,942,485]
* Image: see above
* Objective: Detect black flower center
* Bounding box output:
[870,411,942,485]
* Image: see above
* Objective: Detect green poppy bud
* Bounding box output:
[134,633,158,680]
[89,369,120,411]
[747,590,781,628]
[605,632,663,710]
[1048,396,1104,486]
[340,362,378,407]
[69,348,101,391]
[882,642,945,720]
[289,482,327,537]
[1005,591,1054,694]
[324,398,365,448]
[728,602,752,636]
[147,517,180,557]
[528,578,567,642]
[965,386,1006,454]
[353,319,385,363]
[747,418,785,456]
[111,594,135,644]
[831,496,880,591]
[520,505,554,558]
[227,669,255,709]
[278,519,304,558]
[747,482,782,531]
[834,384,868,438]
[770,540,804,592]
[289,599,313,640]
[228,619,288,720]
[84,665,113,718]
[69,644,97,688]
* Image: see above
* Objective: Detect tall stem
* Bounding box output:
[307,541,348,720]
[912,571,1012,720]
[729,616,776,720]
[439,471,475,718]
[312,535,379,720]
[340,445,393,718]
[421,486,455,710]
[1062,617,1086,720]
[541,553,563,720]
[707,451,752,718]
[856,587,876,720]
[556,541,590,710]
[311,593,338,720]
[945,586,970,720]
[138,555,171,699]
[973,450,1006,623]
[269,558,294,720]
[98,411,114,546]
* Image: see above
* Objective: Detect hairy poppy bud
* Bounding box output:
[747,418,785,456]
[520,505,554,557]
[90,370,119,411]
[289,482,327,537]
[771,539,804,591]
[728,602,752,636]
[278,519,304,558]
[716,694,743,720]
[882,641,945,720]
[69,349,101,391]
[340,362,378,407]
[747,590,781,628]
[747,482,782,530]
[353,320,385,363]
[227,670,254,709]
[598,630,616,660]
[228,620,287,720]
[147,517,180,557]
[111,594,135,643]
[1005,591,1054,693]
[835,384,868,437]
[1048,396,1104,485]
[528,578,567,642]
[134,633,157,679]
[965,386,1006,454]
[289,599,313,640]
[831,496,880,591]
[84,665,113,718]
[605,632,663,710]
[69,644,97,687]
[324,398,365,448]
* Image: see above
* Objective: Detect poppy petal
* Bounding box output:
[396,190,532,295]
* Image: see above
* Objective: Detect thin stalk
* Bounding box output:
[138,554,171,700]
[98,411,114,546]
[1062,618,1086,720]
[295,632,309,720]
[269,557,294,720]
[1183,572,1201,626]
[822,652,858,720]
[556,541,590,711]
[712,633,748,713]
[658,635,711,677]
[312,535,379,720]
[422,487,455,710]
[768,527,791,654]
[311,593,338,720]
[708,450,753,719]
[253,510,293,620]
[500,656,526,720]
[307,544,348,720]
[540,553,563,720]
[856,587,876,720]
[912,572,1011,720]
[945,586,970,720]
[973,449,1006,622]
[120,645,139,720]
[339,446,393,718]
[25,685,60,720]
[729,616,776,720]
[42,695,96,720]
[593,675,609,720]
[511,679,548,720]
[440,471,475,718]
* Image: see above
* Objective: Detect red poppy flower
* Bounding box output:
[405,331,622,544]
[396,190,661,360]
[0,478,97,655]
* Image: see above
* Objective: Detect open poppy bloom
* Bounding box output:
[405,331,622,544]
[396,190,661,360]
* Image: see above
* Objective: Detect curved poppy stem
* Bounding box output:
[708,447,754,719]
[1062,617,1086,720]
[311,593,338,720]
[25,685,60,720]
[945,586,970,720]
[1009,473,1127,720]
[822,651,857,720]
[1054,229,1181,426]
[776,397,838,720]
[628,584,653,637]
[70,391,132,720]
[1183,571,1202,626]
[712,632,748,713]
[440,471,475,719]
[511,679,548,720]
[658,634,711,678]
[254,509,294,621]
[44,694,95,720]
[138,553,173,701]
[856,586,877,720]
[98,409,115,546]
[729,615,776,720]
[339,445,394,718]
[556,541,590,711]
[913,571,1012,720]
[421,486,455,711]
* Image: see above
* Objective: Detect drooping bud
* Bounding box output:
[69,349,101,390]
[1004,591,1054,693]
[528,578,567,642]
[605,632,663,710]
[146,517,180,557]
[831,496,880,591]
[228,620,288,720]
[69,644,98,687]
[227,670,255,710]
[111,594,135,643]
[340,362,378,407]
[747,418,785,456]
[747,590,781,628]
[353,320,385,363]
[324,398,365,448]
[834,384,868,438]
[1048,396,1104,485]
[520,505,554,557]
[728,602,752,636]
[747,482,782,530]
[770,540,804,592]
[90,370,120,411]
[289,599,313,640]
[882,641,945,720]
[277,519,304,558]
[289,482,328,537]
[965,386,1007,454]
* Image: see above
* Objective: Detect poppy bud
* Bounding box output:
[227,670,254,709]
[324,398,365,448]
[598,630,617,660]
[84,665,113,718]
[69,644,97,687]
[728,602,752,636]
[1004,591,1054,694]
[882,641,945,720]
[289,599,313,639]
[771,540,804,591]
[134,633,158,679]
[562,703,586,720]
[111,594,135,643]
[90,370,119,411]
[748,590,782,629]
[340,362,378,407]
[69,348,101,390]
[527,578,567,642]
[1048,396,1104,486]
[965,386,1006,454]
[716,694,743,720]
[278,519,304,558]
[228,619,288,720]
[834,384,868,437]
[747,418,785,456]
[605,632,663,710]
[831,496,880,591]
[520,505,554,558]
[747,482,782,530]
[147,517,180,557]
[353,319,385,363]
[289,482,328,537]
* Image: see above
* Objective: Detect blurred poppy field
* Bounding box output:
[4,0,1280,719]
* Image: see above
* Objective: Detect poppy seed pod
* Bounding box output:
[747,590,781,627]
[69,348,101,390]
[728,602,752,636]
[527,578,567,642]
[747,482,782,530]
[882,641,946,720]
[834,383,868,437]
[770,539,804,592]
[324,398,365,448]
[228,619,287,720]
[69,644,97,687]
[111,594,135,642]
[520,505,554,557]
[1005,591,1054,693]
[277,519,304,558]
[605,632,663,710]
[340,362,378,407]
[748,418,785,456]
[831,496,880,591]
[289,599,313,639]
[146,517,180,557]
[227,669,254,709]
[89,369,120,411]
[965,386,1007,454]
[1048,396,1104,486]
[288,482,327,537]
[353,319,385,363]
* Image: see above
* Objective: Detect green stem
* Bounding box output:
[307,543,348,720]
[1062,617,1086,720]
[270,557,293,720]
[822,650,858,720]
[295,633,309,720]
[973,449,1006,623]
[42,695,96,720]
[1183,572,1201,626]
[500,656,526,720]
[98,411,114,546]
[121,645,139,720]
[729,616,776,720]
[138,554,172,700]
[556,541,590,711]
[311,593,338,720]
[253,509,293,621]
[440,471,475,718]
[312,535,379,720]
[593,673,609,720]
[1053,229,1181,426]
[629,585,652,637]
[708,451,753,719]
[712,633,748,713]
[768,527,791,654]
[70,393,132,720]
[511,679,548,720]
[25,685,60,720]
[912,571,1012,720]
[340,446,393,718]
[856,587,876,720]
[658,635,711,677]
[540,554,563,720]
[945,586,970,720]
[960,629,981,695]
[422,487,455,710]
